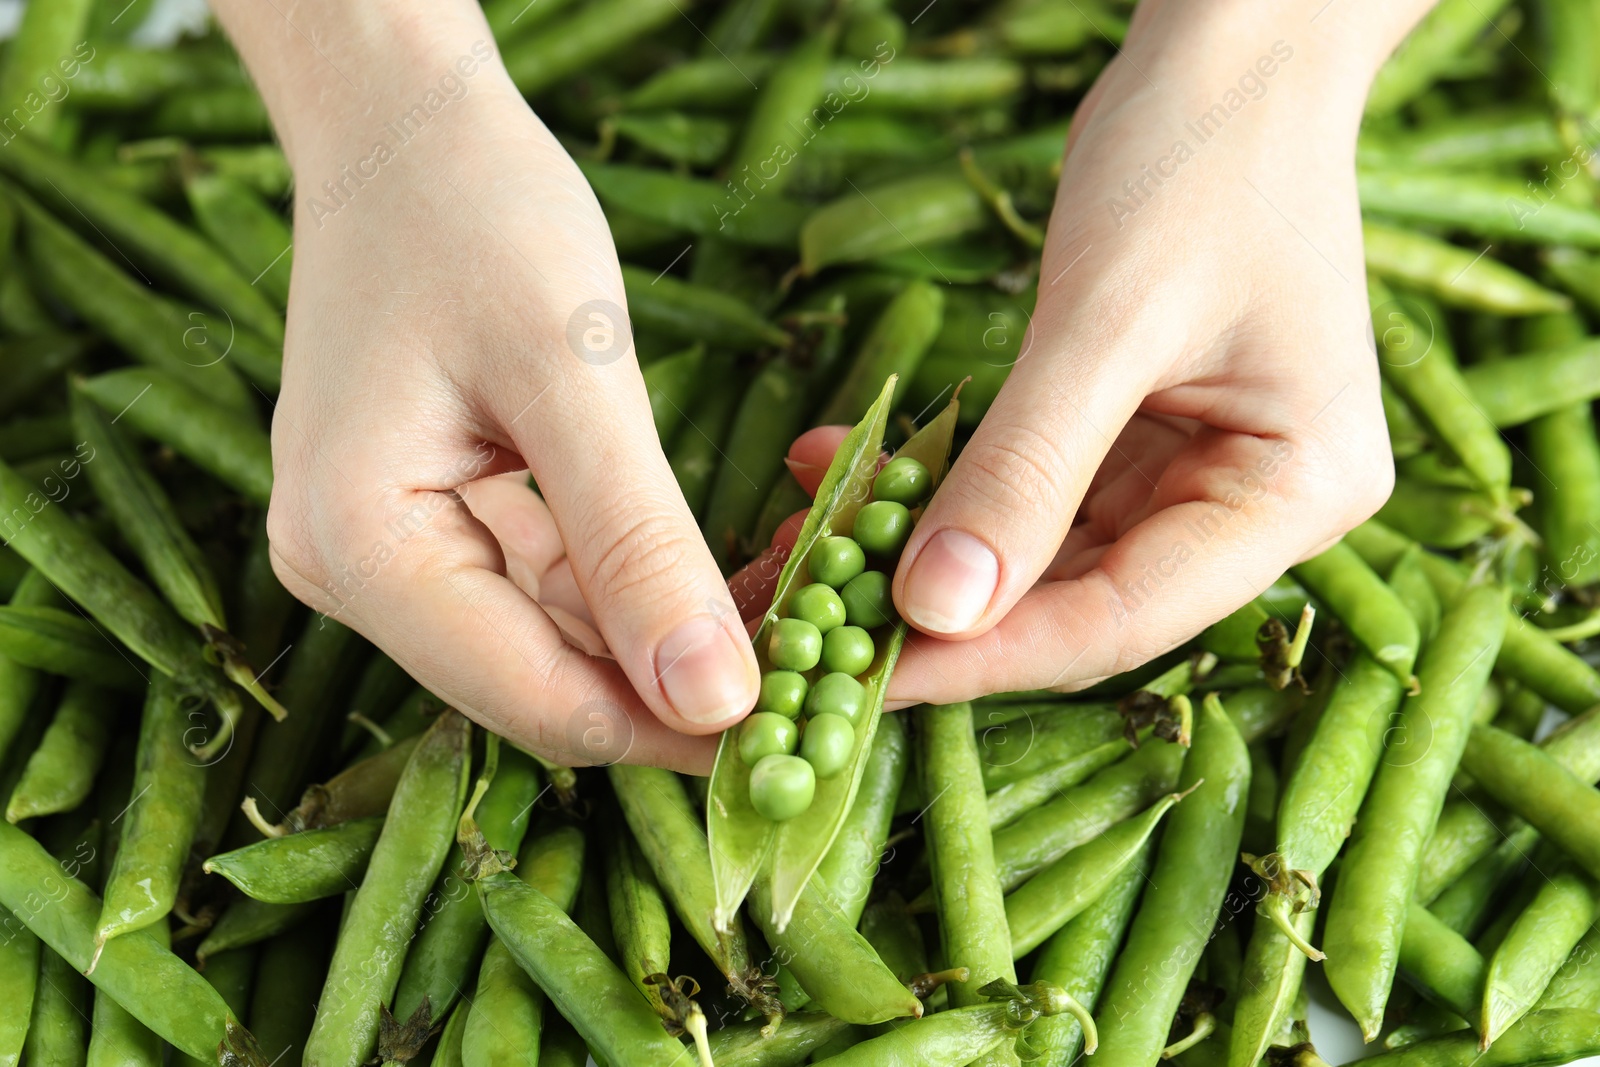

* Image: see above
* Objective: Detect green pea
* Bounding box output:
[749,754,816,822]
[807,536,866,589]
[755,670,808,719]
[800,713,856,778]
[805,672,868,726]
[769,618,822,672]
[739,712,800,765]
[789,583,846,635]
[873,457,931,507]
[841,571,896,628]
[853,501,912,557]
[821,625,875,676]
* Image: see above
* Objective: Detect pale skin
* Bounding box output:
[212,0,1430,774]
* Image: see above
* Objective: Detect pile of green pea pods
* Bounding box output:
[8,0,1600,1065]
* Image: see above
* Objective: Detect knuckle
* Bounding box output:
[582,511,704,608]
[955,422,1072,517]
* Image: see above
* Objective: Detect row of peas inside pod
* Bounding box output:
[741,456,933,820]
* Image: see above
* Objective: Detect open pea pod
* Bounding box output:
[708,375,961,932]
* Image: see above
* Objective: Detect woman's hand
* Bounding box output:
[213,3,757,773]
[743,0,1436,704]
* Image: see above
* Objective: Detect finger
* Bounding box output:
[494,347,759,734]
[783,425,852,497]
[885,427,1388,703]
[726,509,808,624]
[893,309,1158,640]
[268,487,716,773]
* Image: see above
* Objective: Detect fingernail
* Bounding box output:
[902,529,999,634]
[656,615,755,725]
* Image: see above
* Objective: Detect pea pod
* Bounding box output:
[983,740,1131,829]
[1371,281,1510,502]
[1481,866,1600,1045]
[1397,899,1486,1023]
[628,54,774,109]
[920,701,1017,1063]
[391,745,542,1024]
[825,58,1026,113]
[504,0,687,96]
[643,345,707,447]
[621,265,791,351]
[709,1012,855,1067]
[465,826,696,1067]
[197,898,319,963]
[1324,582,1507,1040]
[77,367,272,507]
[0,135,282,341]
[147,86,272,141]
[183,170,292,309]
[1365,0,1515,116]
[1374,478,1508,548]
[0,0,94,140]
[726,26,834,195]
[703,359,810,570]
[0,906,39,1067]
[1521,312,1600,586]
[709,376,959,931]
[86,926,168,1067]
[986,731,1186,893]
[1362,222,1569,314]
[5,681,119,823]
[581,162,807,248]
[671,370,747,518]
[304,711,471,1066]
[1459,722,1600,882]
[607,831,679,1021]
[1357,169,1600,248]
[1430,828,1535,938]
[1461,338,1600,426]
[463,824,585,1067]
[1361,1009,1600,1067]
[801,174,987,275]
[818,279,944,424]
[1229,906,1316,1067]
[1344,520,1600,715]
[203,817,382,904]
[247,913,331,1067]
[92,675,207,964]
[1006,787,1185,958]
[610,111,733,167]
[609,763,777,1015]
[1536,923,1600,1011]
[0,820,264,1063]
[1357,110,1562,170]
[25,943,89,1067]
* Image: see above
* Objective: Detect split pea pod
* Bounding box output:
[1323,582,1507,1040]
[303,711,471,1066]
[11,187,252,412]
[1006,787,1184,958]
[463,823,586,1067]
[93,674,207,963]
[5,681,119,823]
[811,712,908,926]
[0,820,261,1063]
[391,745,541,1025]
[202,818,382,904]
[921,702,1018,1065]
[987,731,1186,892]
[1091,694,1249,1067]
[183,170,292,309]
[467,829,696,1066]
[1481,866,1600,1045]
[0,135,283,341]
[1361,222,1569,315]
[1370,280,1510,502]
[1459,722,1600,881]
[1030,848,1149,1066]
[77,367,272,507]
[1292,540,1419,686]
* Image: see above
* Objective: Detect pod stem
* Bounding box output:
[959,148,1045,249]
[1162,1012,1216,1059]
[345,712,394,749]
[190,687,244,762]
[461,734,500,828]
[907,966,969,999]
[1255,885,1324,961]
[455,814,515,883]
[205,625,289,723]
[239,796,287,839]
[1285,603,1315,671]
